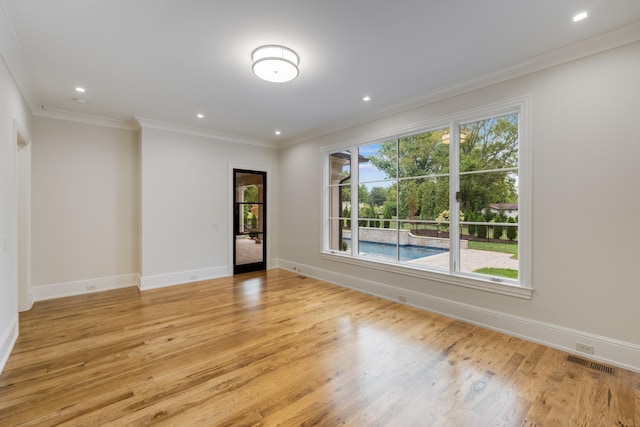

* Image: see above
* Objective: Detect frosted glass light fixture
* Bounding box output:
[252,45,299,83]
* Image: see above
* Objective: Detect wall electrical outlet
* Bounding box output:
[86,284,96,291]
[398,295,407,303]
[576,342,595,355]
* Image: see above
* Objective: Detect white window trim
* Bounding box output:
[322,96,532,299]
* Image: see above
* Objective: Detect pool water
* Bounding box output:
[344,239,448,261]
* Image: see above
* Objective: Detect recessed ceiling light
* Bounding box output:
[362,96,371,102]
[75,87,85,93]
[572,11,588,22]
[197,114,204,119]
[275,130,281,135]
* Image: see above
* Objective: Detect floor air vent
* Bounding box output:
[567,355,616,375]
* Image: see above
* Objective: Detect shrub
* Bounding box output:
[435,209,464,231]
[382,205,392,228]
[483,209,495,222]
[493,214,505,239]
[466,211,476,236]
[383,201,397,217]
[477,215,488,239]
[342,206,350,228]
[506,217,517,241]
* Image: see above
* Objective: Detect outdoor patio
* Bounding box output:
[235,236,263,265]
[408,248,518,274]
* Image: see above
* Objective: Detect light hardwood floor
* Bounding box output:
[1,269,638,426]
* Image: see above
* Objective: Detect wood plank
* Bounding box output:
[0,269,637,425]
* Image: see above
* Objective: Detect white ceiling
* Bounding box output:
[2,1,640,147]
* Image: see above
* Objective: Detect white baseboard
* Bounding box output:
[278,259,640,373]
[33,273,140,302]
[140,265,230,291]
[0,315,18,374]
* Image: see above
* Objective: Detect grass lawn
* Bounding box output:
[468,241,518,259]
[474,267,518,279]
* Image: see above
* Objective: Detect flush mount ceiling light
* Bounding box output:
[252,45,299,83]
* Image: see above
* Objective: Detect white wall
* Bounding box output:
[0,57,32,372]
[278,41,640,370]
[139,126,279,289]
[31,117,140,299]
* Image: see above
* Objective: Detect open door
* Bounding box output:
[233,169,266,274]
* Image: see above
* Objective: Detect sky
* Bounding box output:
[357,143,389,183]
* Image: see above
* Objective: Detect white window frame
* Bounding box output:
[322,97,532,299]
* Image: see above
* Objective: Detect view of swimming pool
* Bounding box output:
[343,238,448,261]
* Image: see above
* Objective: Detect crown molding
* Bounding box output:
[133,117,276,149]
[279,19,640,148]
[35,106,139,131]
[0,0,38,109]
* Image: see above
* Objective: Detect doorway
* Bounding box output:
[233,169,266,274]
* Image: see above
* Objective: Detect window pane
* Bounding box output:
[235,235,263,265]
[242,204,263,233]
[459,171,518,217]
[358,181,394,223]
[330,150,351,183]
[458,113,519,282]
[326,105,524,288]
[358,225,399,262]
[397,219,450,270]
[359,140,397,181]
[242,185,260,203]
[397,177,449,221]
[330,184,351,219]
[329,220,351,254]
[399,127,449,177]
[458,233,518,280]
[460,114,518,173]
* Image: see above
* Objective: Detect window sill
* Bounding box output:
[320,251,533,300]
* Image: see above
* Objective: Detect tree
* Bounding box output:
[341,180,351,204]
[368,186,387,209]
[368,115,518,222]
[358,184,369,206]
[459,114,519,213]
[243,185,259,203]
[243,185,259,222]
[369,130,449,221]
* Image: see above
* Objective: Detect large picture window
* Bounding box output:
[325,101,529,295]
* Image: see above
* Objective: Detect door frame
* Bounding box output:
[14,120,32,312]
[228,164,271,274]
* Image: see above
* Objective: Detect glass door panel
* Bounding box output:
[233,170,266,274]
